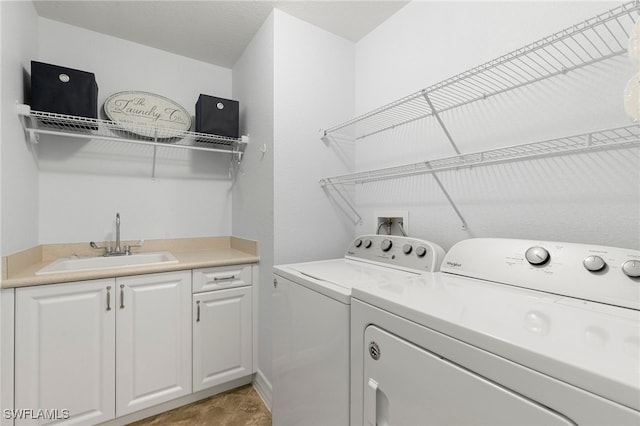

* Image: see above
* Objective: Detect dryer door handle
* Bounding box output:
[366,378,389,426]
[365,378,379,426]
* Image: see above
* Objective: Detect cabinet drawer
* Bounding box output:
[192,264,252,293]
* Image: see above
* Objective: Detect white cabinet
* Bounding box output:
[2,289,16,426]
[115,271,192,416]
[13,271,192,424]
[15,279,116,425]
[192,266,253,392]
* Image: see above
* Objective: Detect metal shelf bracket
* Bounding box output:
[431,172,468,230]
[422,91,461,155]
[321,178,363,225]
[422,92,467,229]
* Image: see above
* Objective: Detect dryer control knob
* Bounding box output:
[525,246,550,266]
[583,255,606,272]
[622,260,640,278]
[354,239,363,248]
[364,239,372,249]
[402,244,413,254]
[415,246,427,257]
[381,239,393,252]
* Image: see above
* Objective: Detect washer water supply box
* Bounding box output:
[195,94,239,138]
[30,61,99,119]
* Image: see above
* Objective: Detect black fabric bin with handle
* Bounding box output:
[196,94,239,139]
[30,60,98,120]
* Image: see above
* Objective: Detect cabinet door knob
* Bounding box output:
[106,286,112,311]
[120,284,125,309]
[273,278,278,288]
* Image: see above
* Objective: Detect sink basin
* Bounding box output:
[36,251,179,275]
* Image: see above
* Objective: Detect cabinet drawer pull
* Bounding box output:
[213,275,236,281]
[120,285,125,309]
[196,300,201,322]
[106,286,112,311]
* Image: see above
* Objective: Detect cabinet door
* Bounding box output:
[193,286,252,392]
[115,271,191,417]
[2,289,15,426]
[15,279,116,426]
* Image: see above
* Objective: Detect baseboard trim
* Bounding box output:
[97,375,253,426]
[252,369,272,411]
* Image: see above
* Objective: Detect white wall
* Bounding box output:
[1,1,39,255]
[232,13,275,385]
[353,1,640,250]
[35,18,235,244]
[0,0,39,415]
[231,7,357,388]
[273,10,356,265]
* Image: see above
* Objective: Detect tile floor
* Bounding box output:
[128,385,271,426]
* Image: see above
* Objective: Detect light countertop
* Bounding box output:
[2,236,259,289]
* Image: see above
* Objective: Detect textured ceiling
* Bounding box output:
[33,1,409,68]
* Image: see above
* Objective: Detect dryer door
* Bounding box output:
[363,325,575,426]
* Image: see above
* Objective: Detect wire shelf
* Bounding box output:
[325,1,640,140]
[320,125,640,186]
[17,105,248,157]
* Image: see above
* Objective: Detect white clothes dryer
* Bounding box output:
[351,238,640,425]
[272,235,445,426]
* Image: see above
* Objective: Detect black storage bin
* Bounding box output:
[30,61,98,119]
[196,94,239,138]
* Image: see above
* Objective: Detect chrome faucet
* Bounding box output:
[115,213,121,253]
[90,213,143,256]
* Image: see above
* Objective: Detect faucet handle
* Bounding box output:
[124,239,144,255]
[90,241,111,256]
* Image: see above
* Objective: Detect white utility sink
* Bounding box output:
[36,251,179,275]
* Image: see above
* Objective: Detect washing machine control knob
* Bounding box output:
[364,239,372,249]
[415,246,427,257]
[622,260,640,278]
[381,239,393,252]
[525,246,550,266]
[354,239,363,248]
[583,255,606,272]
[402,244,413,254]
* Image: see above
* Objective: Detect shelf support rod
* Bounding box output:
[422,91,461,155]
[323,179,362,225]
[421,93,467,229]
[151,142,158,180]
[431,172,468,230]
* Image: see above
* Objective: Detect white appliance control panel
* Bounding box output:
[441,238,640,310]
[346,234,446,273]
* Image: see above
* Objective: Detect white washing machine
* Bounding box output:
[272,234,445,426]
[351,238,640,425]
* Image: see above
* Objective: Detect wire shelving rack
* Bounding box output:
[324,1,639,140]
[319,1,639,228]
[17,104,248,161]
[320,125,640,186]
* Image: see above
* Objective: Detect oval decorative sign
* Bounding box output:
[103,91,192,138]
